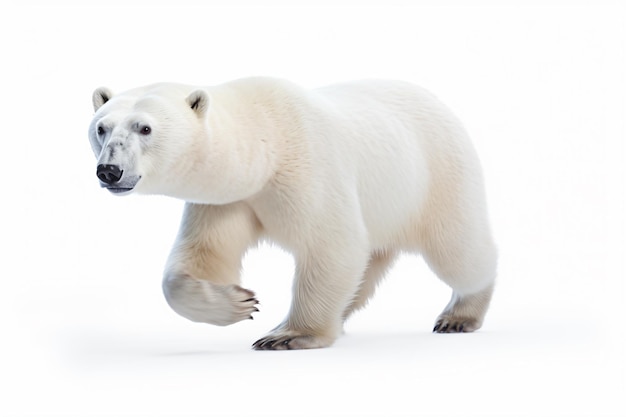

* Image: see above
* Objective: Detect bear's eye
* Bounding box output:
[97,126,105,136]
[140,126,152,135]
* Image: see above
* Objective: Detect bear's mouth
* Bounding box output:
[106,187,135,194]
[98,174,141,195]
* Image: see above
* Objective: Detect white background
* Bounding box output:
[1,1,624,416]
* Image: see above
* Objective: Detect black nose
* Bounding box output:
[97,164,123,185]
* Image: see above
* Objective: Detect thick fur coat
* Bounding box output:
[88,77,497,350]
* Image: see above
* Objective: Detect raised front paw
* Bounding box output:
[221,285,260,323]
[252,331,334,350]
[163,274,259,326]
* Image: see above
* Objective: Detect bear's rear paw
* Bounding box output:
[433,287,493,333]
[252,331,334,350]
[432,315,480,333]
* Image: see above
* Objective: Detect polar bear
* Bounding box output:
[88,77,497,350]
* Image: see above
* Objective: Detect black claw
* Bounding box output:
[459,324,465,332]
[260,339,274,349]
[433,323,441,333]
[440,323,449,333]
[253,307,259,312]
[253,337,291,350]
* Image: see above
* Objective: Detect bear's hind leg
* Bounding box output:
[421,219,497,333]
[433,284,494,333]
[163,202,261,326]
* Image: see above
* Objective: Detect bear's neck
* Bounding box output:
[184,86,283,205]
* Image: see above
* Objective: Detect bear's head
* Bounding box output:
[88,84,210,197]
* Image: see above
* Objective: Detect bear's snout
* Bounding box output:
[97,164,123,185]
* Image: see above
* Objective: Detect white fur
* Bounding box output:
[89,77,497,350]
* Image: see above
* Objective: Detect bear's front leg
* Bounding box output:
[253,238,369,350]
[163,202,261,326]
[163,274,259,326]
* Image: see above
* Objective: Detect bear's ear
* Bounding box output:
[186,89,210,117]
[93,87,113,112]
